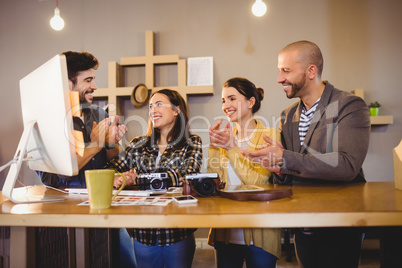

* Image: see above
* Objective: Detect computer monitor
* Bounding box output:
[2,54,78,203]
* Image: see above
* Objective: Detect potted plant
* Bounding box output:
[369,101,381,116]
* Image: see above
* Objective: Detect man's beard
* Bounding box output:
[286,73,306,99]
[79,92,90,104]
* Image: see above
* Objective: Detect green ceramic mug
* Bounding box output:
[84,169,126,209]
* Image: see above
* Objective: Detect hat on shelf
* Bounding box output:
[131,83,149,108]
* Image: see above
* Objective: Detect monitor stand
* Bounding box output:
[2,121,65,203]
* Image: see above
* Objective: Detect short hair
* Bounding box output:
[62,51,99,84]
[281,41,324,78]
[146,89,191,147]
[223,77,264,114]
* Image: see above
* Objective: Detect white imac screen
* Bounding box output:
[19,54,78,176]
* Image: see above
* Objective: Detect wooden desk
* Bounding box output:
[1,182,402,228]
[1,182,402,267]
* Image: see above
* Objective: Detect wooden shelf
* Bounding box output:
[352,89,393,126]
[370,115,393,125]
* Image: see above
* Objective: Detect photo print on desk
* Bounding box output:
[78,196,173,206]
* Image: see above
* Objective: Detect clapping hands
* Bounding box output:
[89,115,128,149]
[209,119,236,151]
[105,115,128,147]
[241,135,284,174]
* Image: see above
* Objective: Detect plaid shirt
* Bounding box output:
[106,134,202,246]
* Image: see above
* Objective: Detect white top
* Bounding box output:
[156,151,162,166]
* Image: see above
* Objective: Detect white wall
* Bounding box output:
[1,0,401,185]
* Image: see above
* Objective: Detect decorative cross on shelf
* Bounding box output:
[93,31,214,116]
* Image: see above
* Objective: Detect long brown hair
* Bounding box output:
[146,89,191,147]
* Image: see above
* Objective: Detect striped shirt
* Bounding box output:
[106,134,203,246]
[299,99,320,145]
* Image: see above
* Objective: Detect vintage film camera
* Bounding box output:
[137,173,169,191]
[183,173,225,197]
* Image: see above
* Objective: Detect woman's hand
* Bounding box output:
[209,119,236,151]
[114,169,138,188]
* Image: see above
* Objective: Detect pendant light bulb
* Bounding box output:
[252,0,267,17]
[50,7,64,31]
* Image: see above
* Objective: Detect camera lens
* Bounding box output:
[150,178,162,190]
[197,178,216,196]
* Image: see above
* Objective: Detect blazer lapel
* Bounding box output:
[301,82,333,153]
[291,102,303,153]
[301,103,326,153]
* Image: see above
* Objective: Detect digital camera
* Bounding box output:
[137,173,169,191]
[183,173,225,197]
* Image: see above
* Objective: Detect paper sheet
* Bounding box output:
[187,57,213,86]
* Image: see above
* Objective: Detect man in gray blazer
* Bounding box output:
[244,41,370,268]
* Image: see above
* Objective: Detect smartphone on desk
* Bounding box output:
[173,195,198,204]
